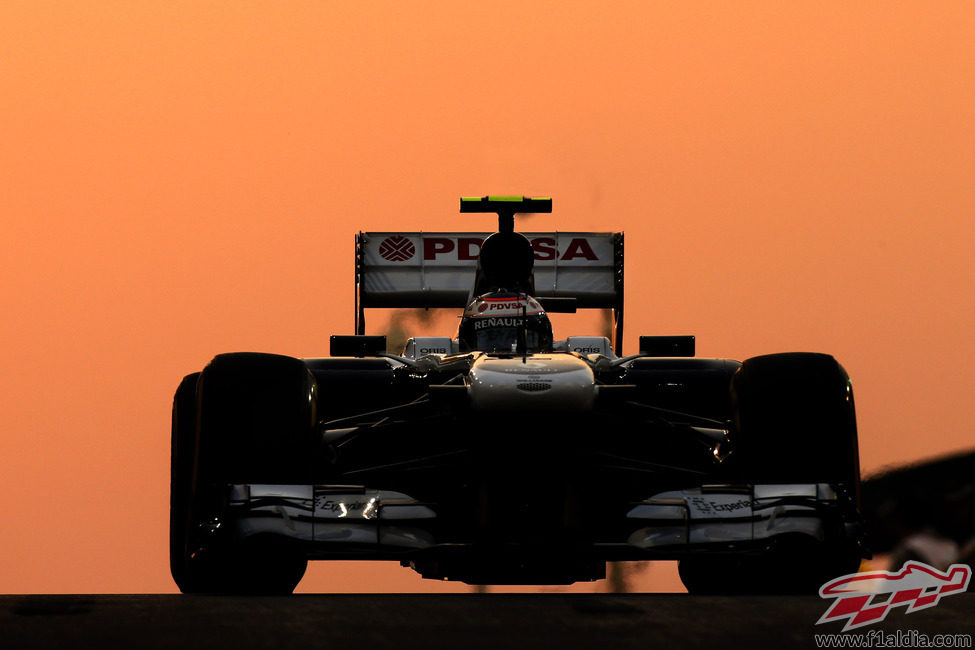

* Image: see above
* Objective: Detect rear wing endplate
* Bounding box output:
[355,231,625,356]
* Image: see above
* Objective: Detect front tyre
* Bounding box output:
[198,352,319,485]
[170,353,317,594]
[731,352,860,491]
[170,372,205,593]
[680,353,863,594]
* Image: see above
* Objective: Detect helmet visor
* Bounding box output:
[475,326,544,353]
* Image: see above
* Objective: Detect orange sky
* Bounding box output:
[1,2,973,594]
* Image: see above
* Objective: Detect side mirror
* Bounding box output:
[639,336,695,357]
[330,335,387,357]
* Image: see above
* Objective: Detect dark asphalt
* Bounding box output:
[2,594,973,649]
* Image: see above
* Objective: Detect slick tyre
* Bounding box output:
[678,535,855,595]
[198,352,319,485]
[680,353,862,595]
[170,371,207,593]
[731,352,860,491]
[170,353,317,594]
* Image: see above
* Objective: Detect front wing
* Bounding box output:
[219,481,860,562]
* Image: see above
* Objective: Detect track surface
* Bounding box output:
[2,594,973,649]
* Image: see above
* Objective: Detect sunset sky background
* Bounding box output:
[1,2,972,594]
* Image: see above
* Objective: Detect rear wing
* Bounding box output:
[355,231,625,355]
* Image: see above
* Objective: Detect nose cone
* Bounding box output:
[467,354,596,413]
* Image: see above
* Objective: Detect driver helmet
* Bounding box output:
[458,291,553,353]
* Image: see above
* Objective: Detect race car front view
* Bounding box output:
[170,196,865,594]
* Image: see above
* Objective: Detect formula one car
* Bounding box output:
[170,196,866,594]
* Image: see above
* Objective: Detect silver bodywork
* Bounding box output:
[467,355,597,412]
